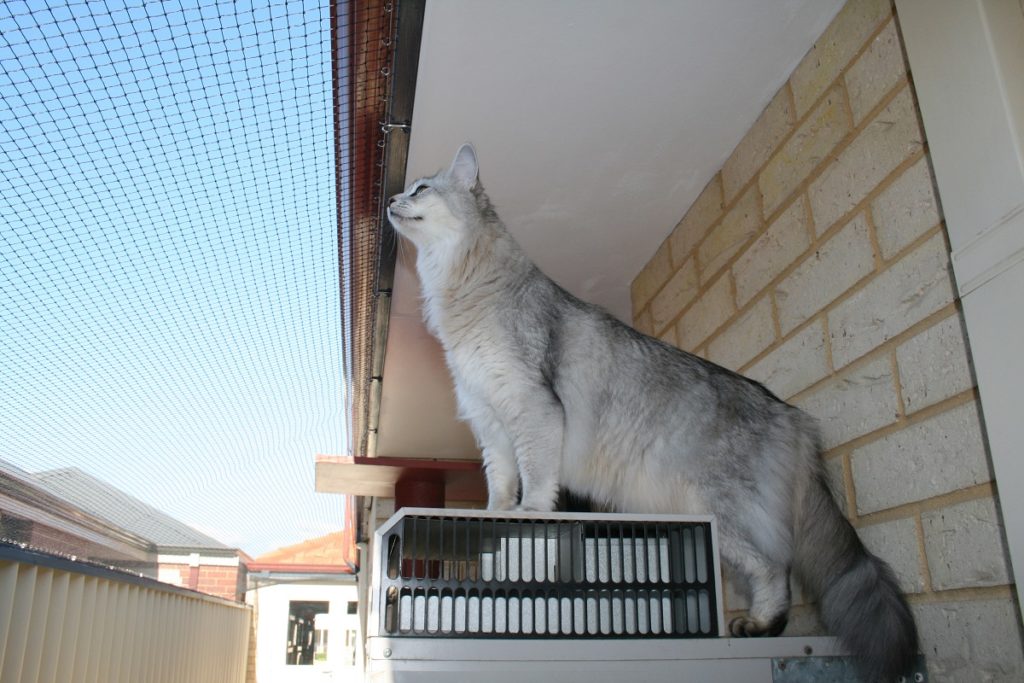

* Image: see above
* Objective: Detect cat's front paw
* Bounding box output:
[512,503,556,513]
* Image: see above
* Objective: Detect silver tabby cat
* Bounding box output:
[388,143,917,680]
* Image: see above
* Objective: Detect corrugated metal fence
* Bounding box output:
[0,546,250,683]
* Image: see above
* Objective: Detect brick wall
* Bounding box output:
[630,1,1023,680]
[197,564,245,601]
[158,557,246,602]
[158,562,189,587]
[245,596,258,683]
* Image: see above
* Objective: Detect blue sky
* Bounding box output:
[0,0,353,556]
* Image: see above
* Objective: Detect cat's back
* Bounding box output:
[554,302,790,423]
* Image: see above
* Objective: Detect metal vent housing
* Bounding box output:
[370,509,725,640]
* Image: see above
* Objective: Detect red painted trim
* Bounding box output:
[316,454,482,471]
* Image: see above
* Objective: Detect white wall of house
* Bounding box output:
[896,0,1024,608]
[247,580,360,683]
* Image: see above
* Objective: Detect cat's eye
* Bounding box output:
[410,184,429,197]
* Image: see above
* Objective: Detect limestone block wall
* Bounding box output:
[630,1,1023,679]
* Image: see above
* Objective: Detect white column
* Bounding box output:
[896,0,1024,607]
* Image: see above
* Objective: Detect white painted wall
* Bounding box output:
[377,0,846,459]
[405,0,845,320]
[247,581,361,683]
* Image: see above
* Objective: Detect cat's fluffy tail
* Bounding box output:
[794,471,919,680]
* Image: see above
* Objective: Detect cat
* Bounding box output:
[387,143,918,680]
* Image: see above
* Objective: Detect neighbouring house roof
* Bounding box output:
[255,531,349,565]
[1,458,158,572]
[0,458,31,479]
[248,505,358,574]
[33,467,232,552]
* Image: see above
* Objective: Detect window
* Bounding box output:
[347,600,358,615]
[286,601,329,666]
[344,628,358,667]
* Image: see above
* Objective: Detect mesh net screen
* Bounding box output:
[0,0,394,562]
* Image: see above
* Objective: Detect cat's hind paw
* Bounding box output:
[728,613,788,638]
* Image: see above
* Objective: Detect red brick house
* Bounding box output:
[1,461,249,602]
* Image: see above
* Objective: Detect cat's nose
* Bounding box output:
[388,195,397,206]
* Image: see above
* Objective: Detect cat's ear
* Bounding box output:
[449,143,479,189]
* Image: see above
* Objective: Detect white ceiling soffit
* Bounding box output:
[376,0,845,460]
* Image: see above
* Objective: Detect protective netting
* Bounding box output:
[0,0,393,558]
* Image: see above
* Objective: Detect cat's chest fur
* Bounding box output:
[416,245,520,397]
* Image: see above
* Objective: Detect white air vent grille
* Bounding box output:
[372,510,723,639]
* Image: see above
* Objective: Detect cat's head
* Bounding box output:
[387,143,486,247]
